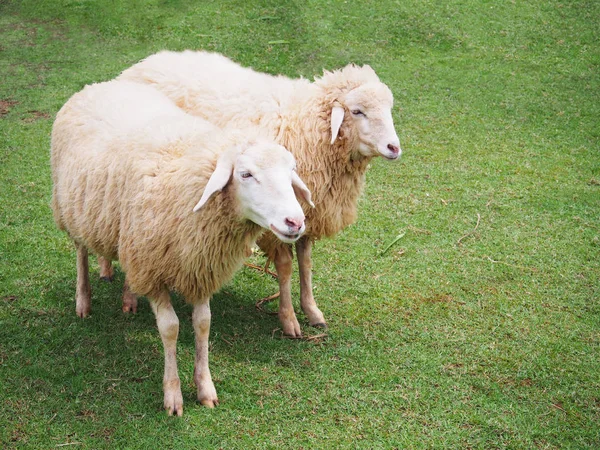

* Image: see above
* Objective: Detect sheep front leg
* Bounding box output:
[75,242,91,318]
[97,256,114,281]
[192,301,218,407]
[296,237,327,329]
[150,292,183,416]
[274,245,302,337]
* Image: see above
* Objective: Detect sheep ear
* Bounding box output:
[193,148,237,212]
[292,170,315,208]
[330,104,345,144]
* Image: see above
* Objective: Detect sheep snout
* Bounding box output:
[386,143,401,159]
[284,217,304,233]
[270,218,306,243]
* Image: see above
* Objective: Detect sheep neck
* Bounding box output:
[175,188,263,301]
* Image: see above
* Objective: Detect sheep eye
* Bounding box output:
[240,172,253,179]
[352,109,365,117]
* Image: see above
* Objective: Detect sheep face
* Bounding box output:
[332,82,401,161]
[194,143,312,244]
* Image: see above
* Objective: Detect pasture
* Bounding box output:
[0,0,598,448]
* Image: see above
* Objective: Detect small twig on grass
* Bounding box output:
[457,213,481,246]
[56,443,81,448]
[255,291,280,315]
[271,328,328,343]
[244,262,278,279]
[282,332,328,343]
[550,403,567,413]
[379,231,406,256]
[484,256,537,272]
[303,333,328,343]
[281,333,303,340]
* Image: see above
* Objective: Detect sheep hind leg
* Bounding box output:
[274,245,302,337]
[98,256,114,282]
[150,291,183,416]
[193,301,218,407]
[296,237,327,329]
[122,279,138,313]
[75,242,91,318]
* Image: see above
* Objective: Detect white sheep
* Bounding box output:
[51,80,313,414]
[117,51,401,337]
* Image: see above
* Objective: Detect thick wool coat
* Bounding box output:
[119,52,392,258]
[51,81,261,302]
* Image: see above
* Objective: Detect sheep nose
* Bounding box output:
[387,144,400,156]
[285,217,304,233]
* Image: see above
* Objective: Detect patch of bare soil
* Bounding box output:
[22,110,51,123]
[0,99,19,116]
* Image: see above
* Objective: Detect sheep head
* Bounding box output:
[320,64,401,161]
[193,142,312,244]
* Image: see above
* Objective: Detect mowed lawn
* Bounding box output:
[0,0,598,448]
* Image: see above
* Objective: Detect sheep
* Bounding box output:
[116,50,402,337]
[51,80,313,415]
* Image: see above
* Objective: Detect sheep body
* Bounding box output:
[51,80,309,413]
[51,81,260,301]
[119,51,401,335]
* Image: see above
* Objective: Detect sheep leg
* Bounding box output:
[150,292,183,416]
[75,242,91,318]
[193,301,218,407]
[296,237,327,329]
[98,256,114,282]
[122,279,138,313]
[274,245,302,337]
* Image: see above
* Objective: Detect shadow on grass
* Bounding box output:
[0,264,317,418]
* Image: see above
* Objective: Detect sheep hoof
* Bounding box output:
[280,314,303,337]
[122,304,137,314]
[197,382,219,408]
[76,302,90,318]
[99,275,114,282]
[312,322,328,330]
[122,291,138,314]
[164,391,183,416]
[200,398,219,408]
[282,327,303,338]
[166,405,183,417]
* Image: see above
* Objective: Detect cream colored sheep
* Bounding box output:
[51,80,313,414]
[117,51,401,336]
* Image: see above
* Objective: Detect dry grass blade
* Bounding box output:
[303,333,328,343]
[550,403,567,413]
[457,213,481,246]
[255,291,280,315]
[244,261,278,278]
[272,328,328,342]
[484,256,538,272]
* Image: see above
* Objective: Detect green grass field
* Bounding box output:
[1,0,598,448]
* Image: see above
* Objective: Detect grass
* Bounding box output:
[0,0,599,448]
